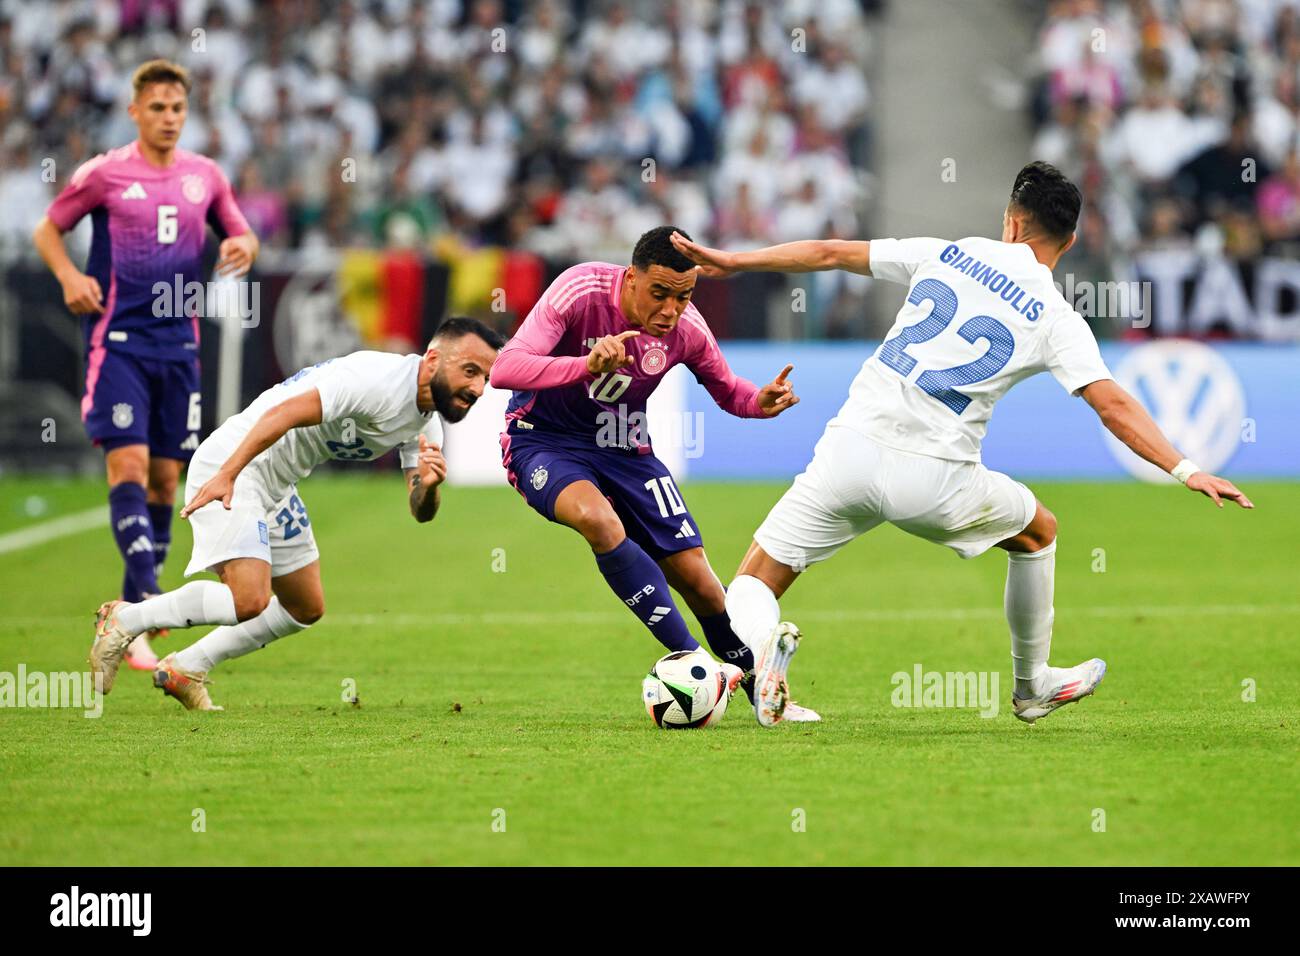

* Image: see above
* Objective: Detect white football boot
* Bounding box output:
[780,700,821,722]
[752,621,805,727]
[1012,658,1107,724]
[88,600,139,694]
[735,666,820,723]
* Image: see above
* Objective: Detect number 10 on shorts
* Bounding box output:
[644,476,686,518]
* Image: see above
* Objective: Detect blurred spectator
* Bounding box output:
[233,159,288,247]
[1032,0,1300,264]
[0,125,47,247]
[0,0,878,336]
[1257,148,1300,246]
[1174,112,1270,228]
[1102,82,1201,184]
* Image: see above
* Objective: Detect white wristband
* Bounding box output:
[1171,459,1201,484]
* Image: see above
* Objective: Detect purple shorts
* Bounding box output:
[501,429,702,561]
[82,349,201,460]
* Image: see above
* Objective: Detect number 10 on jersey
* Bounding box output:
[588,372,632,404]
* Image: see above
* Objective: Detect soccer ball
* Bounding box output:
[642,650,732,729]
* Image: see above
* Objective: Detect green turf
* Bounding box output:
[0,476,1295,866]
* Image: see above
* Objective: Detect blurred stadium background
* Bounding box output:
[0,0,1296,485]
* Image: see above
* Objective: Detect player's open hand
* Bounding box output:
[670,231,738,279]
[587,330,639,375]
[180,472,236,519]
[61,271,103,314]
[216,234,257,278]
[757,364,799,417]
[415,434,447,489]
[1186,471,1254,509]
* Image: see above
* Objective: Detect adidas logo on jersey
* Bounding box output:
[121,182,148,200]
[179,433,199,451]
[673,519,695,539]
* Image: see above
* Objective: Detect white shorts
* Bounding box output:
[754,423,1036,567]
[183,441,319,579]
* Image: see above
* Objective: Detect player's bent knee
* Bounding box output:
[105,447,149,486]
[1039,508,1058,545]
[232,589,272,622]
[146,475,179,504]
[581,511,625,552]
[1031,506,1058,549]
[285,598,324,626]
[1014,505,1058,552]
[107,465,149,488]
[736,542,800,599]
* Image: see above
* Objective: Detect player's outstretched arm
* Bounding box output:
[405,434,445,523]
[32,216,104,314]
[180,389,324,518]
[1081,379,1254,509]
[670,231,872,276]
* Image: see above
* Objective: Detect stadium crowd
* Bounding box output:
[1032,0,1300,278]
[0,0,877,336]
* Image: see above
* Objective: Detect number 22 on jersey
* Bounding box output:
[876,278,1015,415]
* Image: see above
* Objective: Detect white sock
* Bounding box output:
[117,581,238,635]
[1005,540,1057,697]
[725,574,781,654]
[175,596,310,673]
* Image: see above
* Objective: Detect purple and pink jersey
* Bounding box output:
[46,141,250,363]
[492,262,765,452]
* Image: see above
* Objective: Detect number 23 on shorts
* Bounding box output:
[275,494,310,540]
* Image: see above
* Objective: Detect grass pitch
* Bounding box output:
[0,475,1296,866]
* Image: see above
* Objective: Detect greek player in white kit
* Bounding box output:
[671,162,1253,727]
[88,318,504,709]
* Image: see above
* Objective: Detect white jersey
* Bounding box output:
[207,350,444,499]
[835,236,1114,462]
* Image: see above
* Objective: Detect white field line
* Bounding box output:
[331,604,1300,627]
[0,507,108,556]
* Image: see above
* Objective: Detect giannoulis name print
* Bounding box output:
[49,887,151,936]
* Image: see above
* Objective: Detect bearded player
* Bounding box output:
[33,59,259,672]
[671,162,1253,727]
[87,318,504,710]
[491,226,816,719]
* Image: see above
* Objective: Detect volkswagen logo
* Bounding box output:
[1102,341,1246,482]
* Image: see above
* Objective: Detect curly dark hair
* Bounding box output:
[1009,161,1081,242]
[631,225,697,273]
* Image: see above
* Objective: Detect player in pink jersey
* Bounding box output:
[492,226,818,720]
[33,60,258,672]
